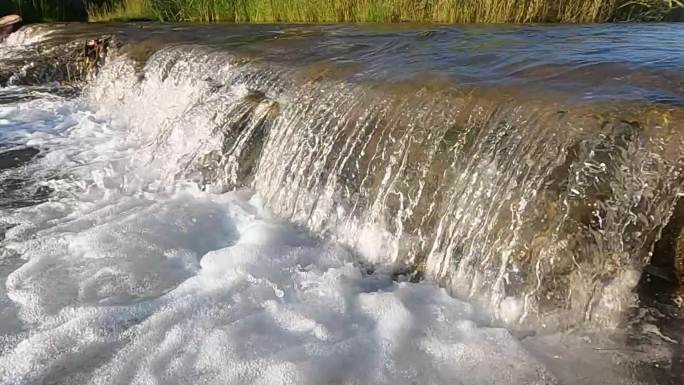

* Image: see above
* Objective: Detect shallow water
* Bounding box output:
[0,23,682,384]
[3,23,683,103]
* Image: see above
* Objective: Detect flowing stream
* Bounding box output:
[0,23,682,385]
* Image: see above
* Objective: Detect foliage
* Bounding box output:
[95,0,684,22]
[87,0,155,21]
[4,0,87,21]
[3,0,682,22]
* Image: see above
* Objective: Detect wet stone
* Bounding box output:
[0,147,39,170]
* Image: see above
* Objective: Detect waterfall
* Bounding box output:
[4,25,684,332]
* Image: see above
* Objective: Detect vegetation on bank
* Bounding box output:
[1,0,87,21]
[88,0,154,21]
[3,0,683,23]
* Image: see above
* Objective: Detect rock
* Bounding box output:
[675,226,684,309]
[0,14,22,42]
[0,14,21,28]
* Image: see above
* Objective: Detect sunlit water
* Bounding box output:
[0,36,556,385]
[0,23,682,384]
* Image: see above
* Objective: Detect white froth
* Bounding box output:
[1,25,54,47]
[0,56,554,384]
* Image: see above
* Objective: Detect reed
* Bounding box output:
[3,0,682,22]
[88,0,155,21]
[94,0,684,22]
[4,0,87,21]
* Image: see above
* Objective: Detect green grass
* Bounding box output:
[95,0,684,22]
[3,0,682,22]
[88,0,155,21]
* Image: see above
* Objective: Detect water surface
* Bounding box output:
[0,22,682,385]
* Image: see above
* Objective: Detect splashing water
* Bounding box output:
[0,66,555,385]
[0,23,683,384]
[0,27,559,385]
[83,42,683,330]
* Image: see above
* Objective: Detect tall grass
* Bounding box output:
[3,0,682,22]
[93,0,683,22]
[3,0,87,21]
[88,0,155,21]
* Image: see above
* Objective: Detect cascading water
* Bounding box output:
[0,23,682,384]
[86,35,684,330]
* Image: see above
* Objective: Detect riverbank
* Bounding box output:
[3,0,684,23]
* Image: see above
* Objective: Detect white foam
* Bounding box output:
[1,25,54,47]
[0,61,555,384]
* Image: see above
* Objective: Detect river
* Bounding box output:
[0,22,682,384]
